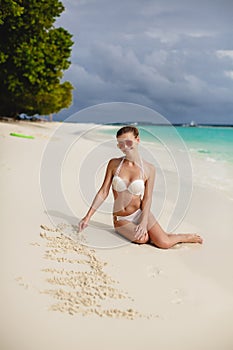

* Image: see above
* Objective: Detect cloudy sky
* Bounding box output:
[55,0,233,124]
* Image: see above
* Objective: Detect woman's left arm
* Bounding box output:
[141,163,156,222]
[135,163,155,238]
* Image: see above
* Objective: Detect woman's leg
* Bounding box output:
[114,218,149,244]
[147,212,203,249]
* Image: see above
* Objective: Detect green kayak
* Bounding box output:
[10,132,35,139]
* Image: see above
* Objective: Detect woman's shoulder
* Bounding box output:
[107,157,124,169]
[109,157,124,163]
[141,159,155,178]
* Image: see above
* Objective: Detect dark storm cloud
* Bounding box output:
[56,0,233,124]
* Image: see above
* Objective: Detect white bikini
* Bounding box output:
[112,156,145,224]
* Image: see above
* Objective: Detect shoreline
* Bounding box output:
[2,116,232,127]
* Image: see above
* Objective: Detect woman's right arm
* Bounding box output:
[78,159,115,232]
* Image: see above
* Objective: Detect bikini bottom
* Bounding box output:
[114,208,142,225]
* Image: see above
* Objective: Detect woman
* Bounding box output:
[78,126,203,248]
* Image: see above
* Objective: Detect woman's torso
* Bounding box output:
[112,157,145,217]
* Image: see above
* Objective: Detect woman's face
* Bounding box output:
[117,132,139,153]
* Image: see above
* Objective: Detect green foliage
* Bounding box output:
[0,0,74,117]
[0,0,24,25]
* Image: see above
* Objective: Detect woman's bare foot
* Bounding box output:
[168,233,203,244]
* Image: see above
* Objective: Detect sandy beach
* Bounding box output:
[1,120,233,350]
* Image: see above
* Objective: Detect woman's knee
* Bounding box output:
[133,233,150,244]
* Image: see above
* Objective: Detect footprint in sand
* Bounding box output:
[171,288,187,304]
[146,265,164,278]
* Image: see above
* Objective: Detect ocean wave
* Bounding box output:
[197,149,210,154]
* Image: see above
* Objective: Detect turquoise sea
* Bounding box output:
[100,124,233,199]
[103,125,233,165]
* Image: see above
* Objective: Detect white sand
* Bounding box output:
[1,120,233,350]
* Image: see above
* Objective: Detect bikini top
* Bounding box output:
[112,156,145,198]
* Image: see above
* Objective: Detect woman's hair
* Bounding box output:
[116,125,139,138]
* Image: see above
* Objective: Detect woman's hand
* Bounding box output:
[134,220,148,240]
[78,216,90,232]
